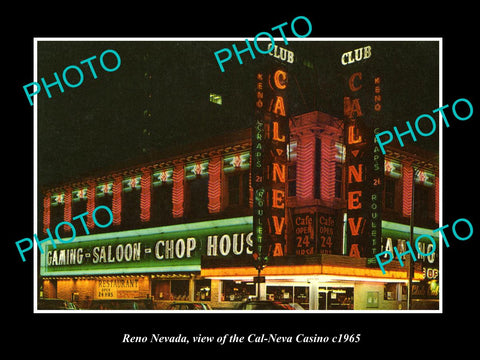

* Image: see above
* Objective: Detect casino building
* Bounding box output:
[38,109,439,311]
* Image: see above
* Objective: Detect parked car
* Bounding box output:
[276,302,297,310]
[38,298,79,310]
[167,302,212,310]
[235,300,294,310]
[88,299,154,310]
[288,303,305,310]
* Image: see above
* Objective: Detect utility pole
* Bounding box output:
[407,166,419,310]
[257,267,262,300]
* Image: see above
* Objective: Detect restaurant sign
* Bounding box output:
[40,216,253,276]
[95,278,139,299]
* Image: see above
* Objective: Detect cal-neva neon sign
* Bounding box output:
[344,74,382,259]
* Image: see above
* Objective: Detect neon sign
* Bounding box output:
[223,152,250,173]
[268,45,294,64]
[252,67,289,269]
[213,16,311,72]
[341,46,372,66]
[345,71,368,258]
[39,216,254,275]
[343,49,384,263]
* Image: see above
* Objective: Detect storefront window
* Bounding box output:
[170,280,189,300]
[222,281,256,301]
[151,279,190,301]
[266,285,309,309]
[294,286,309,309]
[152,279,170,300]
[267,286,293,302]
[384,283,399,300]
[195,279,211,301]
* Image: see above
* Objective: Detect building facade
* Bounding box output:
[38,110,439,310]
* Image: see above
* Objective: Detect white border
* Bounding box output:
[33,37,443,314]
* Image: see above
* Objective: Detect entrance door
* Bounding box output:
[318,287,354,310]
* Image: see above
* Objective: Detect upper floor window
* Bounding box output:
[288,164,296,197]
[209,93,222,105]
[151,169,173,226]
[122,176,141,229]
[226,171,250,208]
[384,178,396,210]
[186,175,209,220]
[335,163,343,199]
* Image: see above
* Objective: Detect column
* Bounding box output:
[308,280,319,310]
[210,280,223,303]
[112,175,123,226]
[402,162,413,218]
[256,282,267,301]
[43,191,51,234]
[296,133,316,202]
[172,163,184,218]
[140,167,152,222]
[63,186,72,231]
[320,134,336,204]
[86,180,96,229]
[188,277,195,302]
[208,155,221,213]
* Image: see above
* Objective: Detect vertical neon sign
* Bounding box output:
[343,48,384,263]
[252,67,288,270]
[268,69,288,258]
[252,72,267,269]
[344,76,368,258]
[369,75,384,264]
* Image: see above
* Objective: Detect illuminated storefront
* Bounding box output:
[38,108,439,310]
[41,216,254,309]
[201,219,433,310]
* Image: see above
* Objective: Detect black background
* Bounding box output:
[6,4,478,355]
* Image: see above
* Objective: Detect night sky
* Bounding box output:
[37,40,439,189]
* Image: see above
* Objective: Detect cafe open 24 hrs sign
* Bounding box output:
[252,66,289,270]
[343,45,384,264]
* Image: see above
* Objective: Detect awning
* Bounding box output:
[201,254,423,282]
